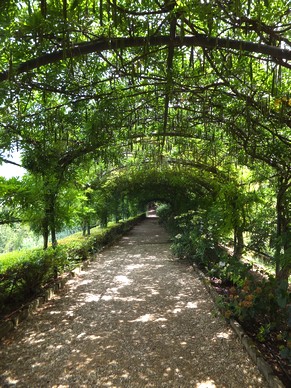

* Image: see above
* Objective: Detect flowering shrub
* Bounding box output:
[222,276,290,359]
[223,275,288,321]
[208,253,291,366]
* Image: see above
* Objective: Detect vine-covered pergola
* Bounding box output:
[0,1,290,286]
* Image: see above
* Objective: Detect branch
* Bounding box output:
[166,158,220,175]
[163,14,177,140]
[0,158,23,168]
[0,218,22,225]
[1,34,291,82]
[107,0,169,16]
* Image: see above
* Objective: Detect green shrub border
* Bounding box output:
[0,214,146,319]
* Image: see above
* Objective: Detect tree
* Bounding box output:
[0,0,289,284]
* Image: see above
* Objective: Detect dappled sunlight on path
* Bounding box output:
[0,218,266,387]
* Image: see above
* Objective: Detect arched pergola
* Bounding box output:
[0,0,289,284]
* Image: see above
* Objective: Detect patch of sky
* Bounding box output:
[0,150,26,179]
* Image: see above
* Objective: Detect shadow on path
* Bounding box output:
[0,218,266,387]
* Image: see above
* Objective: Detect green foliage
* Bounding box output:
[156,203,172,222]
[247,189,277,254]
[0,214,145,317]
[209,256,252,287]
[170,201,231,267]
[0,0,290,338]
[256,323,272,343]
[156,202,178,234]
[0,224,42,253]
[0,246,66,314]
[171,231,198,260]
[223,276,290,327]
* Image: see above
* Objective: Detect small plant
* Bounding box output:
[257,323,272,342]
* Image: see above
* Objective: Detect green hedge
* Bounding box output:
[0,214,145,317]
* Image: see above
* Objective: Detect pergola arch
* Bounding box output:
[0,0,289,282]
[90,163,221,222]
[0,3,290,373]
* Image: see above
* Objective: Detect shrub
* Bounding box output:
[0,214,145,317]
[208,255,252,286]
[156,203,178,234]
[156,203,172,222]
[170,209,228,268]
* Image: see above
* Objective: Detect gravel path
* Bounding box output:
[0,217,267,387]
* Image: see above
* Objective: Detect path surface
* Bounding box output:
[0,217,266,387]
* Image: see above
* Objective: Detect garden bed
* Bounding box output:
[209,275,291,387]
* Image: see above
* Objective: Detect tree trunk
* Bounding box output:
[234,226,244,259]
[100,213,108,228]
[51,226,57,248]
[43,223,49,249]
[49,194,58,248]
[43,192,58,248]
[275,177,290,283]
[230,189,245,260]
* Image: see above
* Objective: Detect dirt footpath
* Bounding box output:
[0,217,266,387]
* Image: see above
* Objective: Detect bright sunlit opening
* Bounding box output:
[0,151,26,179]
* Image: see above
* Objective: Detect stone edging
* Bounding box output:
[193,265,285,388]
